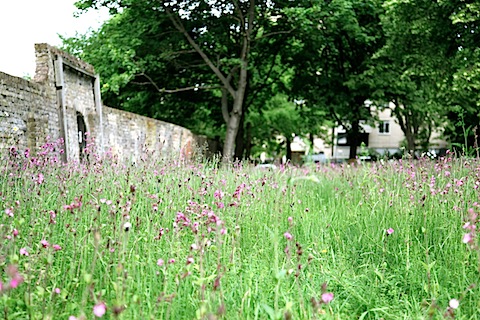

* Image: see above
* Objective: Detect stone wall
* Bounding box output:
[0,43,213,163]
[0,71,58,152]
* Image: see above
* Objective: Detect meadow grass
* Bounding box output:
[0,144,479,319]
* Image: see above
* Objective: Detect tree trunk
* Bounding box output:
[309,133,315,153]
[223,101,243,163]
[348,120,360,160]
[286,136,292,161]
[394,99,415,155]
[234,112,245,160]
[245,122,252,160]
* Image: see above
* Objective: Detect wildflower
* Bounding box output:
[68,317,77,320]
[9,274,24,289]
[19,248,29,256]
[321,292,334,304]
[123,222,132,232]
[53,244,62,251]
[168,259,175,264]
[12,126,18,132]
[186,257,194,265]
[54,288,61,294]
[190,243,198,251]
[386,228,394,235]
[5,207,13,217]
[449,298,459,309]
[284,232,293,240]
[40,239,50,248]
[220,228,227,235]
[93,302,107,317]
[214,190,224,200]
[13,229,18,237]
[288,216,293,223]
[463,233,474,244]
[157,259,164,267]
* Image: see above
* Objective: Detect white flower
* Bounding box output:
[13,126,19,132]
[449,298,459,309]
[123,222,132,232]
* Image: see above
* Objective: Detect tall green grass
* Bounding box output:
[0,146,479,319]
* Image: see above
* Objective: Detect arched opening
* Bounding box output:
[76,112,87,160]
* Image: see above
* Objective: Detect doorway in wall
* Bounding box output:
[77,112,87,160]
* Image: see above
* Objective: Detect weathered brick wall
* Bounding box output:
[0,43,215,163]
[0,71,58,153]
[102,106,197,162]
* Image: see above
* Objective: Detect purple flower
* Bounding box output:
[5,207,13,217]
[284,232,293,240]
[19,248,29,256]
[321,292,334,304]
[157,259,164,267]
[9,275,23,289]
[386,228,394,235]
[93,302,107,317]
[463,232,474,244]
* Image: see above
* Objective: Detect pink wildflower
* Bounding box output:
[5,207,13,217]
[321,292,334,304]
[54,288,61,294]
[284,232,293,240]
[214,190,224,200]
[463,233,474,244]
[93,302,107,317]
[13,229,18,237]
[9,275,24,289]
[157,259,164,267]
[386,228,394,235]
[53,244,62,251]
[186,257,194,265]
[40,239,50,248]
[19,248,29,256]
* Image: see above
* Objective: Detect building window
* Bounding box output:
[379,121,390,134]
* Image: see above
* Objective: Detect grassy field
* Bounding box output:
[1,144,479,319]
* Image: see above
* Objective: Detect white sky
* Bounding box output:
[0,0,110,78]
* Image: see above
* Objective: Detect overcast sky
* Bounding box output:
[0,0,109,78]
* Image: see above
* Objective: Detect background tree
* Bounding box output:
[285,0,384,159]
[72,0,299,162]
[362,0,455,154]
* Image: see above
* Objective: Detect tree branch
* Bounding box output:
[136,73,221,93]
[163,5,236,98]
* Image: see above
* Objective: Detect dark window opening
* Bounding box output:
[379,121,390,134]
[77,112,87,160]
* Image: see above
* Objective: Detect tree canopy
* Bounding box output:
[65,0,480,161]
